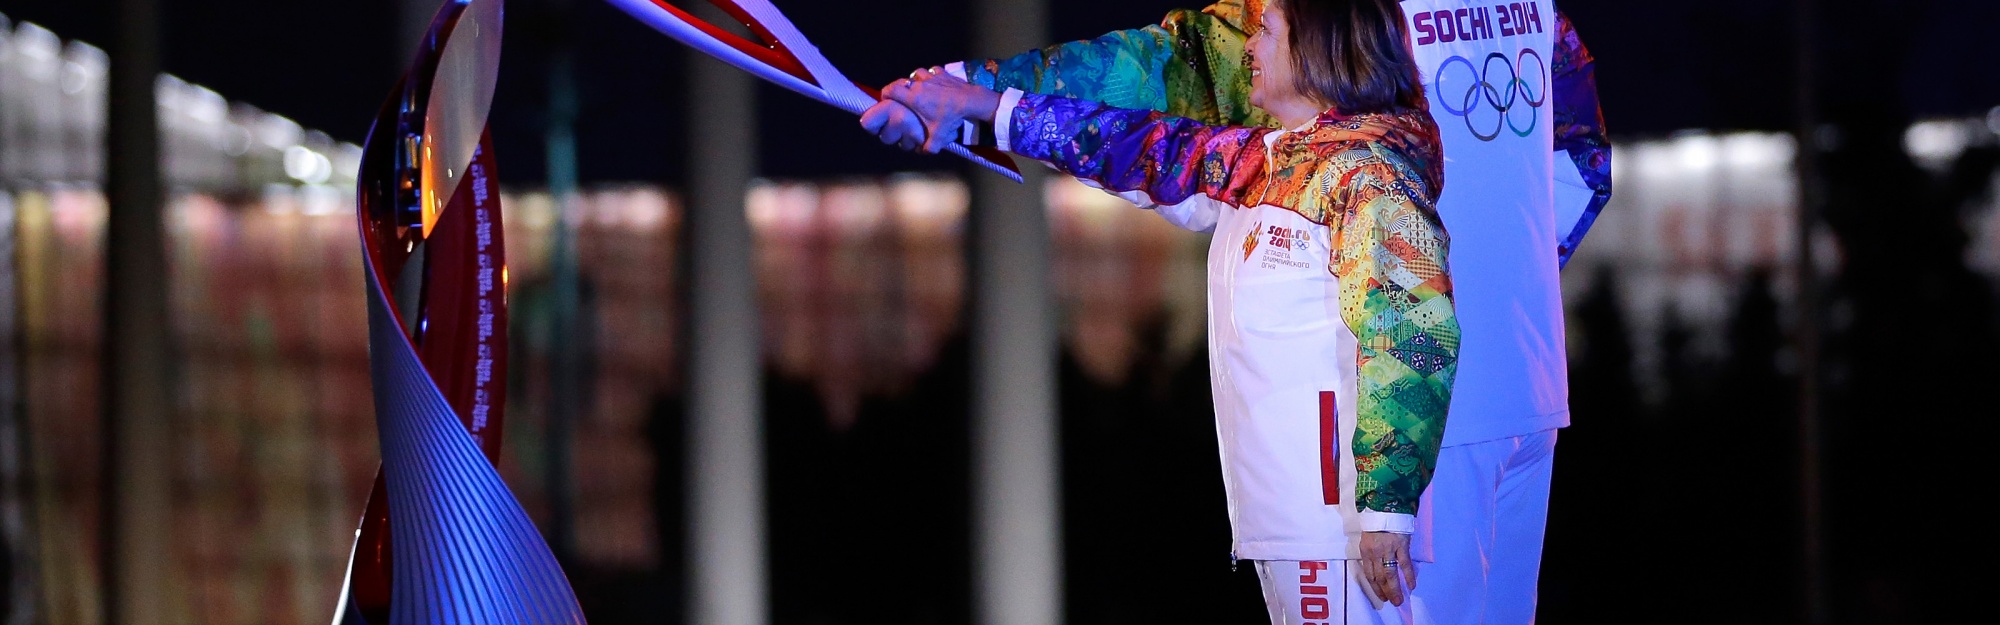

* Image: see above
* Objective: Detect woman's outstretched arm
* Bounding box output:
[957,1,1273,127]
[996,91,1274,209]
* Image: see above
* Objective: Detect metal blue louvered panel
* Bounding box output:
[363,265,585,624]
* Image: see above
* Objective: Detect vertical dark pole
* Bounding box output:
[1791,0,1826,623]
[544,0,583,565]
[684,4,765,623]
[102,0,172,621]
[969,1,1059,623]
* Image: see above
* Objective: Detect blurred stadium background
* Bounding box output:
[1,1,1997,624]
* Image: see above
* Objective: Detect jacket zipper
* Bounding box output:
[1226,134,1284,577]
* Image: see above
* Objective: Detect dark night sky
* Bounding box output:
[3,0,1998,184]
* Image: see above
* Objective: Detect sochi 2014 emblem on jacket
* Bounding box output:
[1242,220,1262,261]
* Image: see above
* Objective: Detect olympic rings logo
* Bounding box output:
[1433,49,1547,142]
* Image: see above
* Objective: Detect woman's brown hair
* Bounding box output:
[1278,0,1426,114]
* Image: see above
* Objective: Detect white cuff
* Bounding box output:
[993,87,1027,154]
[1358,510,1416,535]
[944,61,968,80]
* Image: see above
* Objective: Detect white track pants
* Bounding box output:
[1408,429,1559,625]
[1256,560,1409,625]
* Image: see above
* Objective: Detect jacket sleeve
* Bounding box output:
[1552,9,1612,266]
[1336,153,1460,522]
[960,1,1272,127]
[999,92,1272,209]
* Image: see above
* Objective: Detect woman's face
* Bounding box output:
[1247,4,1297,114]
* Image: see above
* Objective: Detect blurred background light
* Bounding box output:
[257,112,301,151]
[1904,119,1973,170]
[1673,132,1720,172]
[56,42,102,96]
[282,144,330,185]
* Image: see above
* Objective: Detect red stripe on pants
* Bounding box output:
[1320,391,1339,505]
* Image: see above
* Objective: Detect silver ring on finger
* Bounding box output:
[1382,560,1399,567]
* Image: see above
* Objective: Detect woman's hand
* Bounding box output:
[1358,531,1417,607]
[863,67,1003,154]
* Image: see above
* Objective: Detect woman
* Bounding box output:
[866,0,1456,620]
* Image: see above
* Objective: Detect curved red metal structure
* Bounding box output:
[336,1,584,623]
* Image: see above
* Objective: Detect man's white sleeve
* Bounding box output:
[1359,510,1416,535]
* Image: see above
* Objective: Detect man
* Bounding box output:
[878,1,1609,621]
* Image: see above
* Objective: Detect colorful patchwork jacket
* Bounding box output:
[957,0,1611,264]
[992,82,1457,542]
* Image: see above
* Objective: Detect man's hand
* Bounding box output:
[873,67,1003,154]
[1358,531,1417,607]
[859,97,928,152]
